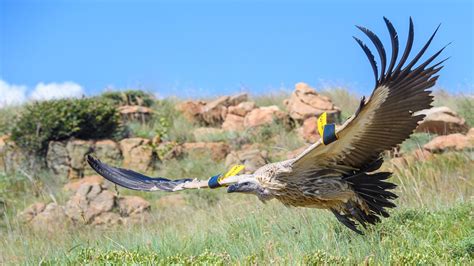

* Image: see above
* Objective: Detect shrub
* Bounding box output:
[10,98,119,156]
[100,90,154,107]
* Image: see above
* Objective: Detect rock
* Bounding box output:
[30,203,67,232]
[228,101,256,117]
[17,202,46,223]
[193,127,225,141]
[120,138,154,173]
[65,183,114,223]
[423,133,473,153]
[66,139,93,179]
[118,196,151,216]
[182,142,230,161]
[228,93,249,106]
[225,146,269,173]
[118,105,153,122]
[177,100,206,123]
[201,99,228,126]
[93,140,122,165]
[301,117,321,143]
[46,141,70,176]
[91,212,123,227]
[284,82,340,122]
[390,149,433,168]
[0,136,23,173]
[416,106,469,135]
[155,141,183,161]
[156,194,187,209]
[63,175,105,192]
[222,114,245,131]
[243,106,286,128]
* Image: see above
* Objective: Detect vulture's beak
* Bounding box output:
[227,183,239,193]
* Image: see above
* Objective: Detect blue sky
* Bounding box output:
[1,0,473,100]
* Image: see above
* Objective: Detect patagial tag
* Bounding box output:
[317,112,327,137]
[219,164,245,182]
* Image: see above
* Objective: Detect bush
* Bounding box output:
[100,90,154,107]
[10,98,119,156]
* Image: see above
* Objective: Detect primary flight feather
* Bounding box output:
[88,17,446,234]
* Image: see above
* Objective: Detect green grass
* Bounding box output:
[0,151,472,265]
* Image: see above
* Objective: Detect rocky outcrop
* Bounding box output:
[67,139,94,179]
[0,135,23,173]
[301,117,321,143]
[94,140,122,164]
[222,114,245,131]
[120,138,154,173]
[423,130,474,153]
[284,82,340,122]
[416,106,469,135]
[243,106,287,128]
[19,179,152,229]
[225,145,269,173]
[228,101,256,117]
[46,141,69,176]
[177,93,249,127]
[182,142,230,161]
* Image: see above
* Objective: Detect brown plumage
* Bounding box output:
[88,17,446,234]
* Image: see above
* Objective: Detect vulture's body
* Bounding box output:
[87,17,446,234]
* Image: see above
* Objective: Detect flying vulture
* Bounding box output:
[88,17,446,234]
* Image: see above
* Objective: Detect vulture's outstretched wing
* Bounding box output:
[292,17,447,173]
[87,155,206,191]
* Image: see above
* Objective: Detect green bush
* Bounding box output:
[100,90,154,107]
[10,98,119,156]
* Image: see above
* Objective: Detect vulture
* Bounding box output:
[88,17,446,234]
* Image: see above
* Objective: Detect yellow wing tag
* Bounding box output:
[317,112,327,137]
[219,164,245,182]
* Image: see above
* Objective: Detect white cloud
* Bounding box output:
[0,79,27,107]
[30,82,84,101]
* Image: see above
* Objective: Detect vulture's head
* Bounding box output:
[227,175,273,202]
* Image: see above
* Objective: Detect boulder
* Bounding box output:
[182,142,230,161]
[17,202,46,223]
[228,101,255,117]
[284,82,340,122]
[225,146,269,173]
[46,141,70,176]
[423,133,473,153]
[93,140,122,165]
[65,182,119,224]
[243,106,286,128]
[155,141,183,161]
[222,114,245,131]
[229,93,249,106]
[66,139,94,179]
[120,138,154,173]
[63,175,105,192]
[176,100,206,123]
[91,212,123,227]
[0,136,23,173]
[416,106,469,135]
[118,196,151,216]
[301,117,321,143]
[30,203,67,232]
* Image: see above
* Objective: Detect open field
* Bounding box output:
[0,88,472,265]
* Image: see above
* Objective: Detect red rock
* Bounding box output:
[302,117,321,143]
[119,138,154,172]
[222,114,245,131]
[243,106,285,128]
[182,142,230,160]
[424,133,473,152]
[416,106,469,135]
[284,82,340,122]
[118,196,151,216]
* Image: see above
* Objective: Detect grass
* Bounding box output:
[0,150,472,265]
